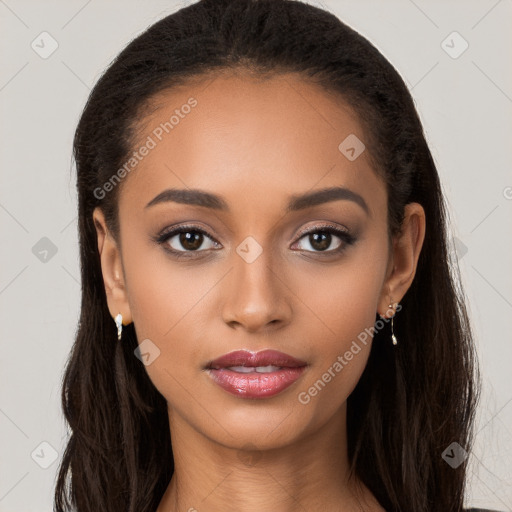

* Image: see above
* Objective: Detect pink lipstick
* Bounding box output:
[204,349,307,399]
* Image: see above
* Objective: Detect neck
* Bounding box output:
[156,402,383,512]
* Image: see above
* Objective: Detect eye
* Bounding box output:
[155,225,220,257]
[154,223,356,259]
[292,224,356,254]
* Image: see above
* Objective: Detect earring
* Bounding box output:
[388,302,398,346]
[115,313,123,341]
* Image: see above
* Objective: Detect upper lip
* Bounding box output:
[206,349,307,369]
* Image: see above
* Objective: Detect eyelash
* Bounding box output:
[154,223,356,260]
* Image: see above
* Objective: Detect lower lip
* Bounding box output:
[206,367,307,399]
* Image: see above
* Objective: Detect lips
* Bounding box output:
[206,349,307,370]
[204,349,308,399]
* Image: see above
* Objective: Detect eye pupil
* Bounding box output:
[310,232,331,251]
[180,231,203,251]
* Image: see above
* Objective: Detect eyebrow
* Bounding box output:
[145,186,370,216]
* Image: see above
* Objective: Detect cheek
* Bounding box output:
[121,240,222,391]
[122,228,215,340]
[292,246,385,347]
[289,240,388,412]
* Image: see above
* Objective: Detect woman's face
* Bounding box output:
[94,72,417,450]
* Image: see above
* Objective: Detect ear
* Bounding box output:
[92,207,133,326]
[377,202,426,318]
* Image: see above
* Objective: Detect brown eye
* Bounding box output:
[307,232,332,251]
[296,230,341,252]
[177,231,204,251]
[293,225,356,254]
[157,226,220,255]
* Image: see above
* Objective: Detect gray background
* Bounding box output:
[1,0,511,510]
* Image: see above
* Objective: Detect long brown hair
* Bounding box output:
[54,1,480,510]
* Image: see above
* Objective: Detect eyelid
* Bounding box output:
[158,224,218,241]
[294,222,351,239]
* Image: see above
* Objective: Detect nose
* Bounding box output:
[221,247,292,333]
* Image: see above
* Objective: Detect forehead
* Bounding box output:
[119,71,385,218]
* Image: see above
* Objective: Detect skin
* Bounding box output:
[93,71,425,512]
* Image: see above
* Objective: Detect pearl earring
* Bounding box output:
[115,313,123,341]
[388,302,398,346]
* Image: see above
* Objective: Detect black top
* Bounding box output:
[465,509,503,511]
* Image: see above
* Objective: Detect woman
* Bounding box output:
[54,0,495,510]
